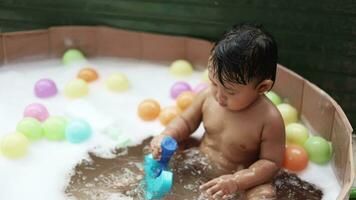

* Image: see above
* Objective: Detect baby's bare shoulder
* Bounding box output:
[260,97,284,127]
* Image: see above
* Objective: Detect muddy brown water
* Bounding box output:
[65,137,322,200]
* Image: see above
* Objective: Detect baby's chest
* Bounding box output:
[202,105,262,151]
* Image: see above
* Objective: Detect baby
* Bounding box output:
[151,23,285,200]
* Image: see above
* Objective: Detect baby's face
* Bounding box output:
[209,71,260,111]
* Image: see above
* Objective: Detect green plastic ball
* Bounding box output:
[286,123,309,146]
[16,117,44,141]
[265,91,282,105]
[106,73,130,92]
[1,132,30,159]
[64,79,89,98]
[169,60,193,77]
[43,116,68,141]
[62,49,85,65]
[277,103,298,126]
[304,136,332,165]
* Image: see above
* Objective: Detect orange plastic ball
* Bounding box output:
[77,68,99,82]
[283,145,309,172]
[159,106,181,126]
[176,91,195,111]
[138,99,161,121]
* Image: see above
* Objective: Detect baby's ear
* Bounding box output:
[256,79,273,94]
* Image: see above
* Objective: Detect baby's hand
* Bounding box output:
[199,174,238,199]
[150,134,166,160]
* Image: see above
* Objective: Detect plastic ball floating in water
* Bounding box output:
[23,103,49,122]
[43,116,68,141]
[62,49,85,65]
[77,67,99,82]
[159,106,181,126]
[138,99,161,121]
[176,91,195,111]
[65,119,92,143]
[277,103,298,126]
[16,117,44,141]
[170,81,192,99]
[304,136,332,165]
[169,60,193,77]
[265,91,282,105]
[193,82,209,94]
[286,123,309,146]
[64,79,89,98]
[34,78,58,98]
[0,132,30,159]
[283,145,309,172]
[106,73,129,92]
[202,69,209,82]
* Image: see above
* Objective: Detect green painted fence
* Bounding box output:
[0,0,355,129]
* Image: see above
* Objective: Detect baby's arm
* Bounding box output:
[162,88,209,141]
[150,88,209,159]
[233,113,285,189]
[200,112,285,198]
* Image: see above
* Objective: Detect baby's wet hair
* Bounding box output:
[209,23,278,87]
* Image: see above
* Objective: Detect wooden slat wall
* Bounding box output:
[0,0,355,128]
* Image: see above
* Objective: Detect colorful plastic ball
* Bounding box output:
[16,118,44,141]
[159,107,181,126]
[34,79,58,98]
[193,83,209,94]
[169,60,193,77]
[202,69,210,82]
[62,49,85,65]
[138,99,161,121]
[64,79,89,98]
[304,136,332,165]
[170,81,192,99]
[265,91,282,105]
[283,145,309,172]
[277,103,298,125]
[43,116,68,141]
[23,103,49,122]
[286,123,309,146]
[176,91,195,111]
[106,73,129,92]
[0,132,30,159]
[77,67,99,82]
[65,119,92,143]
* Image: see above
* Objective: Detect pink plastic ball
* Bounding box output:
[193,83,209,93]
[34,79,58,98]
[23,103,49,122]
[170,81,192,99]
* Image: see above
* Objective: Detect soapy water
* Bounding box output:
[65,137,322,200]
[65,137,235,200]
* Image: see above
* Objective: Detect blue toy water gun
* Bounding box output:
[143,136,178,199]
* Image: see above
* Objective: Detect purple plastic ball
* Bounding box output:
[34,79,58,98]
[24,103,49,122]
[170,81,192,99]
[194,83,209,94]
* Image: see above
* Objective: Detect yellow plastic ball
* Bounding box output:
[202,69,210,82]
[169,60,194,77]
[106,73,130,92]
[1,132,30,159]
[277,103,298,125]
[64,79,89,98]
[176,91,195,111]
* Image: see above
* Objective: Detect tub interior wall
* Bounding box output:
[0,26,353,200]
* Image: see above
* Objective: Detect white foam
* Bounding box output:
[0,58,340,200]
